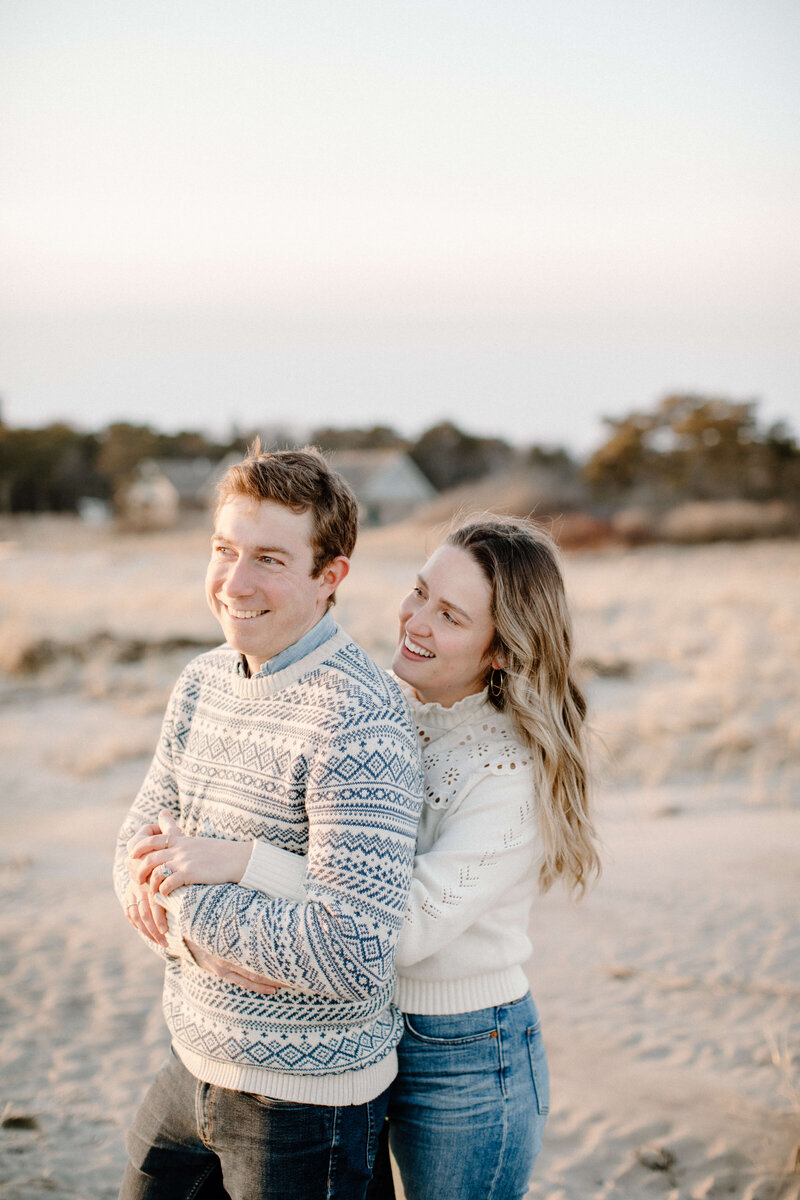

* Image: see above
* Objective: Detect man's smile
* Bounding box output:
[220,601,270,620]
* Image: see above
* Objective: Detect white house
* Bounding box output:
[329,449,437,525]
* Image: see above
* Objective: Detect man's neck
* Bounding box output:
[243,609,337,679]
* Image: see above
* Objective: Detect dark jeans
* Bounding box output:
[120,1049,390,1200]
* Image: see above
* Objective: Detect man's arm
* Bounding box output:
[209,772,538,971]
[112,677,189,959]
[164,710,423,1002]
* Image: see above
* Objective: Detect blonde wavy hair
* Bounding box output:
[448,516,600,896]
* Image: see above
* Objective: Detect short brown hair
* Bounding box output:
[215,442,359,577]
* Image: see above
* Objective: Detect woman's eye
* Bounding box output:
[412,586,424,598]
[442,611,458,625]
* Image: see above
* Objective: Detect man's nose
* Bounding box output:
[224,558,256,596]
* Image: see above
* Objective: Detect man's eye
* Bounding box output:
[413,586,424,598]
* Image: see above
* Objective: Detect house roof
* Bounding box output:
[329,449,436,503]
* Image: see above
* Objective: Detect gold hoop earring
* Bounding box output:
[489,668,504,698]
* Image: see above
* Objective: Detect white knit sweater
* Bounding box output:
[244,688,541,1016]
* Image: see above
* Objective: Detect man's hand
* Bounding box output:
[184,938,285,996]
[126,810,252,897]
[124,878,168,946]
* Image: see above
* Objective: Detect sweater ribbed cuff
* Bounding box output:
[240,842,307,901]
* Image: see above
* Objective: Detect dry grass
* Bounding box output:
[659,500,800,543]
[2,516,799,802]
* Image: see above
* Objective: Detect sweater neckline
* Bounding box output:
[405,687,493,730]
[230,627,352,697]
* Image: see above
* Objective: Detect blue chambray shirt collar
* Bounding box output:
[237,609,338,679]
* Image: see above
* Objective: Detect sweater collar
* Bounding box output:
[230,626,351,698]
[405,686,494,731]
[237,610,337,680]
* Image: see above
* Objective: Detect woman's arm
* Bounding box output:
[143,773,538,976]
[395,769,540,968]
[126,811,253,895]
[128,813,303,993]
[154,773,537,979]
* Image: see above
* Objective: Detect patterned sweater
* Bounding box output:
[113,629,423,1105]
[245,688,541,1016]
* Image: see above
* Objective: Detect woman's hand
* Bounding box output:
[126,810,252,897]
[184,938,285,996]
[124,878,169,946]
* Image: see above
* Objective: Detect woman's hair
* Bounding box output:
[447,515,600,896]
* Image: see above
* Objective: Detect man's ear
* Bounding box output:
[319,555,350,599]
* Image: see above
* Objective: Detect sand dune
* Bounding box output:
[1,516,798,1198]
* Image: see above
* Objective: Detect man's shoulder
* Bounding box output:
[173,643,237,690]
[316,635,412,721]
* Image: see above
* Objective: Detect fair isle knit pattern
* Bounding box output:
[113,629,423,1105]
[244,688,544,1019]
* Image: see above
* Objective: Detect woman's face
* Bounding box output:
[391,543,502,707]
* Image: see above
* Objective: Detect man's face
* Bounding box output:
[206,497,343,675]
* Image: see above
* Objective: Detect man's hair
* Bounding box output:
[215,442,359,577]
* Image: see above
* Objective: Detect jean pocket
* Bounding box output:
[526,1023,550,1115]
[248,1093,309,1110]
[403,1010,498,1046]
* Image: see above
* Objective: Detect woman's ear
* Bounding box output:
[491,651,508,671]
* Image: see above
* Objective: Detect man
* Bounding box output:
[113,446,423,1199]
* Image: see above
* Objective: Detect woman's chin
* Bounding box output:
[391,654,411,683]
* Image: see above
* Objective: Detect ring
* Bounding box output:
[126,902,137,910]
[161,865,173,878]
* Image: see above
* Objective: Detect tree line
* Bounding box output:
[584,395,800,505]
[0,396,797,515]
[0,416,533,514]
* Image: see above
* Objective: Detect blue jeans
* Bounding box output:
[120,1048,390,1200]
[368,993,549,1200]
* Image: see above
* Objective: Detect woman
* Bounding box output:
[128,516,600,1200]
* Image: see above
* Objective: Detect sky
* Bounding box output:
[1,0,799,455]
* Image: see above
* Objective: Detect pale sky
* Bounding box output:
[2,0,799,454]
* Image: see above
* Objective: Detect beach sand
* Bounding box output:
[1,516,798,1198]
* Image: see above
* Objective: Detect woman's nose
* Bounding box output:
[405,607,431,637]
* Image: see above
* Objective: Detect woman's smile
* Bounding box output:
[401,633,435,659]
[391,544,499,707]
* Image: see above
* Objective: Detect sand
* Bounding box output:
[1,515,798,1199]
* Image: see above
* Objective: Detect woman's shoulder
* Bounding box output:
[416,698,533,811]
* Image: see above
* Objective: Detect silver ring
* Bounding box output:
[126,902,138,910]
[161,865,173,879]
